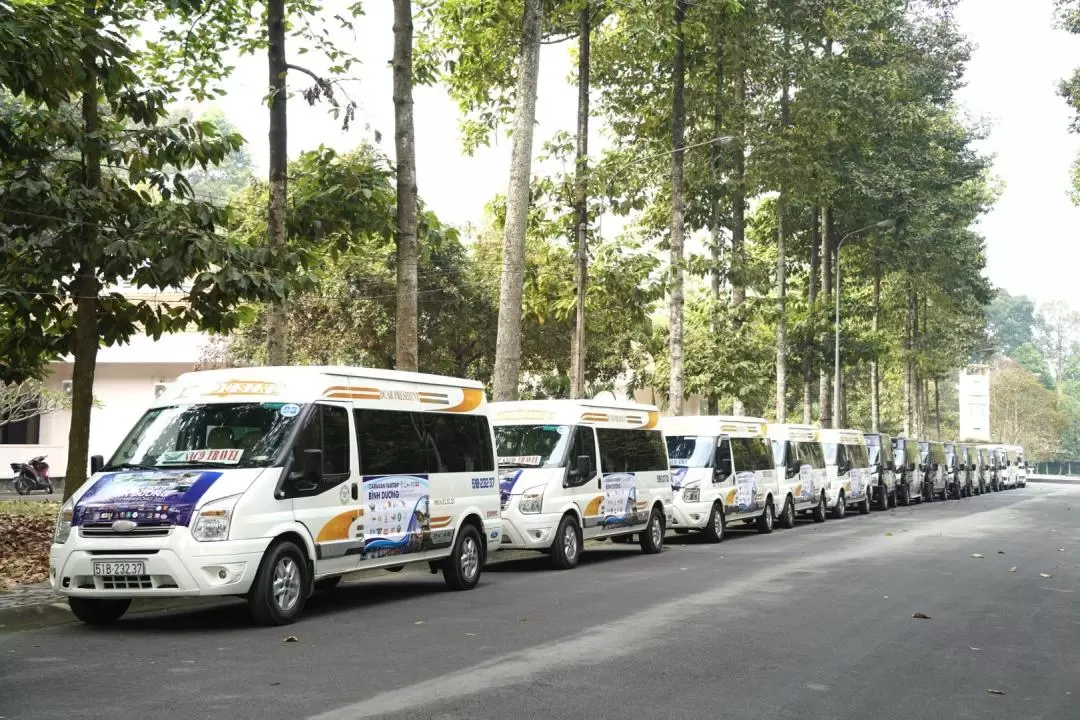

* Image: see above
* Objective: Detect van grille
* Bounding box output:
[80,522,172,538]
[100,575,153,590]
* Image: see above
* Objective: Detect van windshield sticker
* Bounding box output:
[159,449,244,465]
[498,455,542,467]
[279,403,300,418]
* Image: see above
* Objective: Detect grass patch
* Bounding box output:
[0,500,60,518]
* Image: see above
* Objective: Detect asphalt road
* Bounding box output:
[2,484,1078,720]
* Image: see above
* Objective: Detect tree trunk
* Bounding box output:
[903,286,913,437]
[393,0,419,372]
[775,46,790,423]
[870,269,881,431]
[819,208,834,428]
[266,0,289,365]
[668,0,688,416]
[912,288,921,437]
[730,30,747,417]
[803,207,820,424]
[569,3,590,399]
[65,15,101,497]
[706,24,725,417]
[934,376,941,440]
[492,0,543,401]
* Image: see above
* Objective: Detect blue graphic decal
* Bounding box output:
[670,467,689,490]
[499,469,523,507]
[361,474,431,558]
[601,473,636,528]
[73,470,223,527]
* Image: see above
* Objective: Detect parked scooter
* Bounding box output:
[10,455,52,495]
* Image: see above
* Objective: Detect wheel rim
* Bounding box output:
[839,496,845,515]
[651,515,662,546]
[461,535,480,580]
[563,524,578,560]
[272,556,301,613]
[785,500,793,524]
[766,504,774,529]
[713,507,723,537]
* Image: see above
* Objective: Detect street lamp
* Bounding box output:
[833,218,896,428]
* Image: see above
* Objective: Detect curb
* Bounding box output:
[0,595,228,634]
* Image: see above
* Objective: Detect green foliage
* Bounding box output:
[987,289,1036,357]
[1012,342,1055,390]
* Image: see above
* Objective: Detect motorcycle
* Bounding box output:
[10,455,52,495]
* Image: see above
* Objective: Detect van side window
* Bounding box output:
[715,438,734,479]
[785,441,801,478]
[731,437,773,472]
[805,441,826,469]
[354,409,427,476]
[848,443,868,468]
[293,404,351,478]
[596,429,667,473]
[572,426,597,469]
[424,414,495,473]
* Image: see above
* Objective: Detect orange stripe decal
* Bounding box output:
[429,515,453,528]
[643,410,660,429]
[316,510,360,542]
[443,388,484,413]
[584,496,602,516]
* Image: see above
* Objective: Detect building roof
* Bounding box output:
[54,332,209,365]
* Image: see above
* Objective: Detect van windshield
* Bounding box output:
[822,443,838,465]
[106,402,304,470]
[666,435,715,468]
[494,425,572,468]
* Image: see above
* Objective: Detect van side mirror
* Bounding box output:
[302,448,323,485]
[576,454,592,478]
[90,455,104,475]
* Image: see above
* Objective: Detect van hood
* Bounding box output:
[71,467,271,527]
[499,467,565,505]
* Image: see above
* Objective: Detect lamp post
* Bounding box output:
[833,218,896,428]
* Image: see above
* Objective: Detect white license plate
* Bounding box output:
[93,560,146,576]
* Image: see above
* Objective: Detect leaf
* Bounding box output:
[912,612,932,620]
[414,620,425,625]
[1009,567,1017,572]
[986,689,1006,696]
[971,553,984,558]
[1040,573,1053,578]
[283,636,298,643]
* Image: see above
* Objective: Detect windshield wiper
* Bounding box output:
[104,462,160,471]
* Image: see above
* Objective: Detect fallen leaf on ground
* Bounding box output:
[971,553,984,558]
[970,646,982,651]
[414,620,425,625]
[520,617,528,622]
[464,632,476,636]
[1009,567,1017,572]
[1040,573,1053,578]
[885,532,893,536]
[284,636,298,643]
[997,551,1005,555]
[1060,548,1066,552]
[912,612,932,620]
[986,689,1005,696]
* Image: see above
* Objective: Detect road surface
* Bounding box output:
[2,484,1078,720]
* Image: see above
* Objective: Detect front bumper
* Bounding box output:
[499,505,561,550]
[50,529,268,598]
[671,498,712,530]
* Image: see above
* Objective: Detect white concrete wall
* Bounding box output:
[0,362,192,481]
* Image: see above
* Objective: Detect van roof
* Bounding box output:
[161,366,488,414]
[767,423,819,442]
[818,428,865,445]
[489,399,660,430]
[660,415,769,438]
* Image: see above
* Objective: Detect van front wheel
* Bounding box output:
[811,491,827,522]
[702,503,725,542]
[777,496,796,529]
[69,597,130,626]
[756,499,775,534]
[639,507,664,554]
[249,540,309,626]
[551,515,582,570]
[443,524,483,591]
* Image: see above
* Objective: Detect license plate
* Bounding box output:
[93,560,146,576]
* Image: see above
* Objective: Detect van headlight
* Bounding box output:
[53,498,74,544]
[191,495,241,542]
[682,486,700,502]
[518,487,544,514]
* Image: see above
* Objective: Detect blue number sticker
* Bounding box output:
[280,403,300,418]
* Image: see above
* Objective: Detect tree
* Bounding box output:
[669,0,688,416]
[569,1,591,399]
[393,0,420,371]
[1035,300,1080,387]
[987,290,1036,357]
[492,0,545,401]
[0,0,301,495]
[1013,342,1055,390]
[170,107,254,201]
[990,358,1066,459]
[0,380,69,428]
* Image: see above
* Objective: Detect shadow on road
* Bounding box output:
[485,545,644,573]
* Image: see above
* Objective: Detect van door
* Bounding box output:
[287,403,361,577]
[565,426,603,538]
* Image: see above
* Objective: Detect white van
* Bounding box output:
[768,424,830,522]
[50,367,502,626]
[490,400,672,569]
[1015,446,1027,487]
[819,428,873,517]
[1002,445,1020,489]
[662,416,791,541]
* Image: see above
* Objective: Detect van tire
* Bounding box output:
[314,575,342,592]
[639,507,664,554]
[888,488,897,508]
[811,491,827,523]
[69,597,130,626]
[832,492,846,519]
[778,496,796,529]
[756,499,775,534]
[248,540,309,626]
[702,503,725,542]
[858,489,871,515]
[443,524,483,591]
[551,515,582,570]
